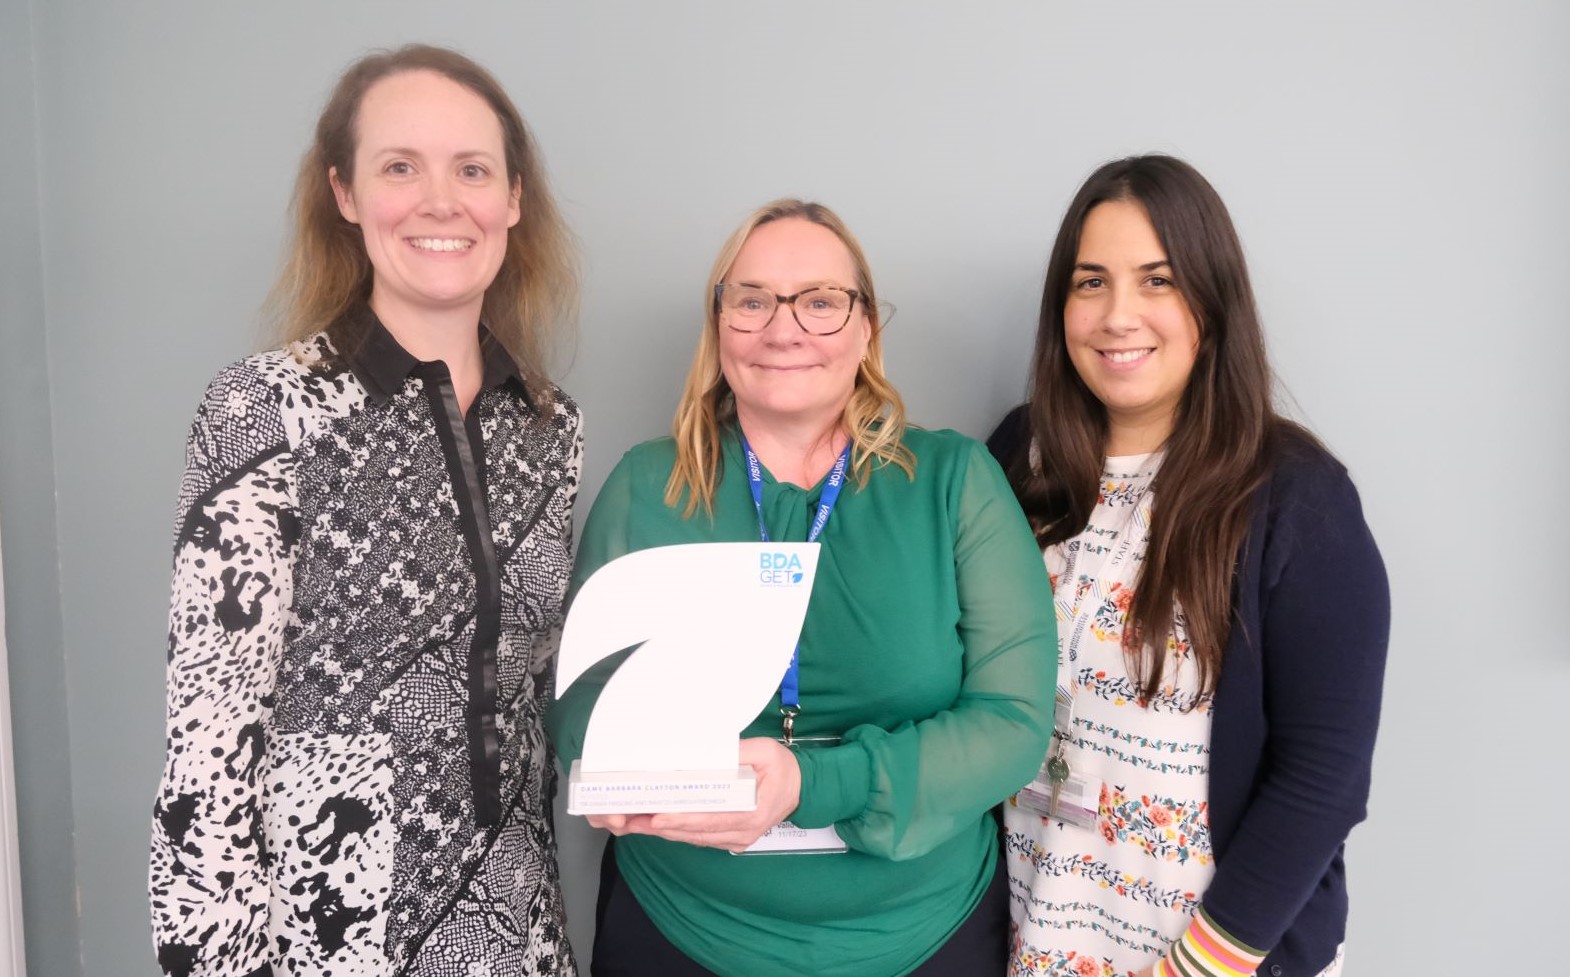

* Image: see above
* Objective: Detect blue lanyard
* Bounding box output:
[740,434,850,735]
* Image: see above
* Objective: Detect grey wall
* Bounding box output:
[0,0,82,973]
[2,1,1565,974]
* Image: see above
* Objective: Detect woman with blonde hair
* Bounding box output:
[549,199,1056,976]
[150,44,581,976]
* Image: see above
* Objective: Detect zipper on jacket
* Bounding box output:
[420,363,504,828]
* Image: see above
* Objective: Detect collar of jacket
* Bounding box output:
[341,305,534,409]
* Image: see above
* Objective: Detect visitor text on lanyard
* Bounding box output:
[741,434,850,742]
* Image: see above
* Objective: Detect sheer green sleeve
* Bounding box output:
[791,442,1057,860]
[543,449,637,767]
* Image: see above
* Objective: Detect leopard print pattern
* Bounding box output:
[151,336,581,976]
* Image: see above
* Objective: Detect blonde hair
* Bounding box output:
[665,199,914,516]
[268,44,577,400]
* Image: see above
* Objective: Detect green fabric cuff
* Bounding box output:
[790,741,872,828]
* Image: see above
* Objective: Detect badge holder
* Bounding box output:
[1011,698,1099,830]
[738,734,848,855]
[730,436,852,852]
[1012,761,1101,831]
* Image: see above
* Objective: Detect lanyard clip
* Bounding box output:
[780,706,799,746]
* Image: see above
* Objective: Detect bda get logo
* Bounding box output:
[759,551,805,586]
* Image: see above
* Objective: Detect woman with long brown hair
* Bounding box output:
[149,45,581,976]
[990,155,1388,977]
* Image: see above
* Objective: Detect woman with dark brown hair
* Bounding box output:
[149,45,580,976]
[990,155,1388,977]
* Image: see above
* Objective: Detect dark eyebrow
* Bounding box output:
[1072,260,1171,273]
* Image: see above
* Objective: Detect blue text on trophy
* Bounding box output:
[759,552,806,586]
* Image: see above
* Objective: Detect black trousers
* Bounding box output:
[591,838,1009,977]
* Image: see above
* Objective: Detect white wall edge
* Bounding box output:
[0,518,28,976]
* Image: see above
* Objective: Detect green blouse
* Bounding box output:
[547,426,1056,977]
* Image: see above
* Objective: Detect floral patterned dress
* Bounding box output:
[1002,454,1343,977]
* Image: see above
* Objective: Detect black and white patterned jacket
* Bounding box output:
[150,320,581,977]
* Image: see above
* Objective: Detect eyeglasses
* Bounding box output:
[714,284,861,336]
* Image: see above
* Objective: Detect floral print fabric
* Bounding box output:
[1004,453,1216,976]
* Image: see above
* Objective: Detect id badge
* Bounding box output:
[737,736,849,855]
[742,819,848,854]
[1011,766,1101,832]
[1017,692,1100,829]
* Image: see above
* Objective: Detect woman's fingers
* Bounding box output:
[589,738,807,850]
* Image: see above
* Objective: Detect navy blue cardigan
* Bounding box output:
[988,407,1389,977]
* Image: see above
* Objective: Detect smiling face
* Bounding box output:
[1064,199,1201,452]
[330,69,520,332]
[718,217,872,434]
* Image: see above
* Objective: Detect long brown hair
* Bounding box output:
[269,44,576,399]
[666,199,914,517]
[1009,155,1316,701]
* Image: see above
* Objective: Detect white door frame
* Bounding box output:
[0,519,28,974]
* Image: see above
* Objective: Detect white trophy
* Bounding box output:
[556,541,820,814]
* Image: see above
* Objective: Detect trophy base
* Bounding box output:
[566,760,758,815]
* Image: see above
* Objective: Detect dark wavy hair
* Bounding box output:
[1006,154,1318,701]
